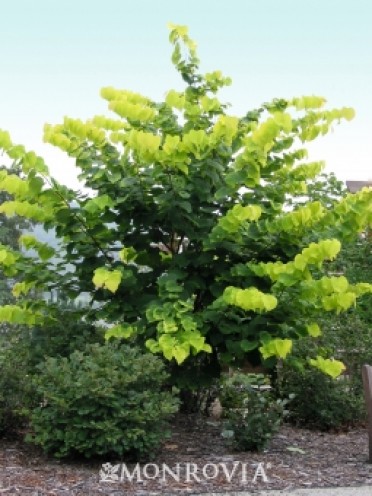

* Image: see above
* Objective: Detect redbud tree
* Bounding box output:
[0,24,371,381]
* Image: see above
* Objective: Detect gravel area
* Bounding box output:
[1,414,372,495]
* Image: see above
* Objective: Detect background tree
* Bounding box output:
[0,24,371,388]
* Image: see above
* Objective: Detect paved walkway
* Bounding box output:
[196,486,372,495]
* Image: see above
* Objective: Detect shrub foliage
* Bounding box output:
[220,372,289,451]
[27,343,179,459]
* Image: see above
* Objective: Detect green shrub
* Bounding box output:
[318,313,372,396]
[0,337,36,435]
[278,362,363,431]
[275,307,370,432]
[27,343,179,459]
[26,301,104,369]
[0,300,104,437]
[220,373,289,452]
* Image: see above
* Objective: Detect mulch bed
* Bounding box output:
[1,414,372,495]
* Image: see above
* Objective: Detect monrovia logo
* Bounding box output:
[99,461,272,484]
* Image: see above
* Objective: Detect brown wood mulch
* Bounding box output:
[1,414,372,495]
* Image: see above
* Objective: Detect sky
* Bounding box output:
[1,0,371,188]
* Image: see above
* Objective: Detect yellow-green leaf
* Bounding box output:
[119,246,137,264]
[307,323,322,337]
[92,267,122,293]
[0,129,12,150]
[309,356,346,378]
[223,286,277,312]
[165,90,185,110]
[259,338,293,360]
[172,345,189,364]
[105,323,134,340]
